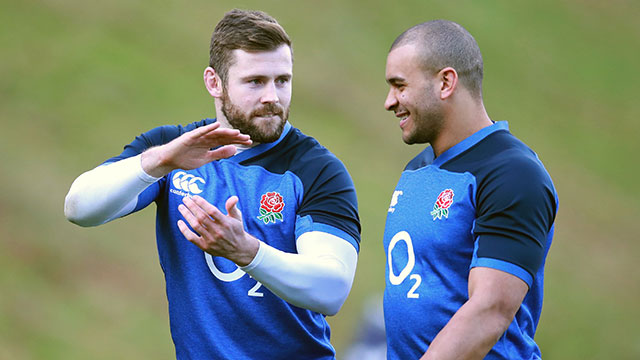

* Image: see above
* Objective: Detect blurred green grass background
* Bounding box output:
[1,0,639,358]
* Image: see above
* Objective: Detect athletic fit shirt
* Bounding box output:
[383,121,557,360]
[104,119,361,360]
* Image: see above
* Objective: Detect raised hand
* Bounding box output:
[177,195,260,267]
[141,122,252,177]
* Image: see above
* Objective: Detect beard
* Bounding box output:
[403,90,445,145]
[221,90,289,143]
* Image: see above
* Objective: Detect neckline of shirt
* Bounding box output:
[228,121,293,163]
[431,121,509,167]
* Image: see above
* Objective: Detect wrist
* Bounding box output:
[141,146,175,178]
[234,235,261,267]
[240,240,264,271]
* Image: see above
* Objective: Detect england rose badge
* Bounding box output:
[431,189,454,220]
[257,191,285,224]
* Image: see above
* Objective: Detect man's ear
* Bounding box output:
[438,67,458,100]
[204,67,223,98]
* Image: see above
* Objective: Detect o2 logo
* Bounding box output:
[204,253,264,297]
[387,231,421,299]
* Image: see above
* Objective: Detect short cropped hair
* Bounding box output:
[209,9,292,85]
[391,20,484,99]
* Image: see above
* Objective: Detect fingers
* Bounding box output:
[189,121,221,138]
[190,195,226,222]
[181,195,243,228]
[182,122,251,146]
[184,195,244,224]
[189,195,242,222]
[200,126,252,146]
[206,145,237,161]
[205,131,252,147]
[177,219,205,249]
[180,121,251,142]
[226,196,243,221]
[177,197,221,252]
[178,200,211,235]
[184,128,252,157]
[177,195,254,265]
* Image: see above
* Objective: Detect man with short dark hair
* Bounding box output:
[65,9,360,359]
[382,20,557,359]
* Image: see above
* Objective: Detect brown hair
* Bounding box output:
[391,20,484,99]
[209,9,292,85]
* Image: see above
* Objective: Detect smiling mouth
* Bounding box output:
[396,112,409,128]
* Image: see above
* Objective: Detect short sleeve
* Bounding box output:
[471,154,557,286]
[296,154,361,252]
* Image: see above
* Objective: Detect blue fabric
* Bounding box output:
[383,121,557,359]
[472,256,534,288]
[106,119,360,360]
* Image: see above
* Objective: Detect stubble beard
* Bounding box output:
[221,89,289,144]
[403,92,445,145]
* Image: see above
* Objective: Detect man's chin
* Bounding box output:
[402,131,428,145]
[402,130,417,145]
[250,131,281,143]
[248,122,285,143]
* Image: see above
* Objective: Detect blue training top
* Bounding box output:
[105,119,361,360]
[383,121,557,359]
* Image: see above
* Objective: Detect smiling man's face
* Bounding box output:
[384,44,444,145]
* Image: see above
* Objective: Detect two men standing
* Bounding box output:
[65,10,556,360]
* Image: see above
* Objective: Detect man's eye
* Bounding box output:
[276,78,289,84]
[249,79,262,85]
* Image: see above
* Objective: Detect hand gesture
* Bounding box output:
[142,122,252,177]
[177,195,260,267]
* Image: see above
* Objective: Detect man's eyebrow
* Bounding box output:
[240,73,292,80]
[386,76,406,85]
[240,74,267,80]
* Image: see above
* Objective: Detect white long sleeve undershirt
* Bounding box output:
[64,156,357,315]
[242,231,357,316]
[64,155,159,226]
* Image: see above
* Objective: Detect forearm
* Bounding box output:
[422,267,527,360]
[64,155,160,226]
[421,299,512,360]
[140,145,177,178]
[241,232,357,316]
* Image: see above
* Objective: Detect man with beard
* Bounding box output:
[64,9,360,359]
[382,20,557,359]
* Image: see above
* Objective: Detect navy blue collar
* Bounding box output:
[431,121,509,167]
[227,121,293,163]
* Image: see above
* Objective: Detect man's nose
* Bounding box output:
[261,82,279,104]
[384,88,397,111]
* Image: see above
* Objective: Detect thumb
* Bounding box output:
[226,196,242,220]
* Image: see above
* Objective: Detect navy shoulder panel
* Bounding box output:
[104,119,215,163]
[405,146,435,171]
[246,128,361,245]
[443,130,557,278]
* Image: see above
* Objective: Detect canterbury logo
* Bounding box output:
[171,171,205,195]
[388,190,403,213]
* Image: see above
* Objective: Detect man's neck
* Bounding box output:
[432,102,492,157]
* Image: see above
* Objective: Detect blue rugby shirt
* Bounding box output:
[383,121,557,360]
[105,119,361,360]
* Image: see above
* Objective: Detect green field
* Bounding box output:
[1,0,639,358]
